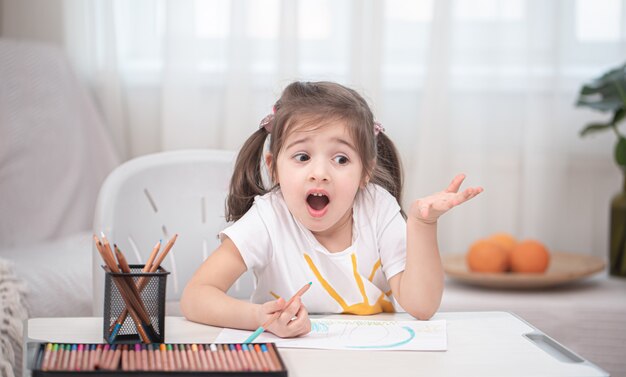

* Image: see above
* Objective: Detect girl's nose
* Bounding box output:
[308,160,330,182]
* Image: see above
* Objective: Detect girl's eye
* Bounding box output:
[294,153,310,162]
[333,155,349,165]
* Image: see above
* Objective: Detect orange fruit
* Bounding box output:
[510,240,550,273]
[466,239,509,273]
[488,232,517,271]
[489,232,517,255]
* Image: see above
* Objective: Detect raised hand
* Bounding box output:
[409,174,483,224]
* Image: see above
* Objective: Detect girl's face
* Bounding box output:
[268,119,365,235]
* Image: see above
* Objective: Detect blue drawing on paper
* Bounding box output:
[311,321,329,333]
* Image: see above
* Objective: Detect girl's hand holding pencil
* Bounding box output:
[246,282,312,342]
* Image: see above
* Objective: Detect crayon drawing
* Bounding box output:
[309,319,416,349]
[216,319,447,351]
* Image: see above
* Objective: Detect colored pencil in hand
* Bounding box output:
[244,281,312,343]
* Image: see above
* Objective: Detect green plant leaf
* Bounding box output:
[580,65,626,92]
[616,136,626,167]
[576,63,626,112]
[576,97,623,112]
[580,122,614,137]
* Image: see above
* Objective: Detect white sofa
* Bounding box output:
[0,38,118,376]
[0,37,119,316]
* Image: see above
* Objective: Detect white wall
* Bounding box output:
[1,0,64,45]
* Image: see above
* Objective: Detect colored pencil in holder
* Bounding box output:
[96,235,155,343]
[108,234,177,339]
[108,239,161,336]
[114,245,154,324]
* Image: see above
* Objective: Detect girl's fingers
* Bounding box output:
[262,298,287,335]
[278,297,301,325]
[413,181,482,220]
[432,187,482,210]
[272,298,310,337]
[263,298,285,314]
[288,305,311,337]
[445,174,466,193]
[464,187,483,200]
[453,187,483,205]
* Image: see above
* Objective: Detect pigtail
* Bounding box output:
[226,128,270,222]
[371,132,405,216]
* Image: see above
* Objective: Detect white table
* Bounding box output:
[440,274,626,377]
[24,312,608,377]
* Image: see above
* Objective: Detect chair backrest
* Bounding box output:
[91,149,254,315]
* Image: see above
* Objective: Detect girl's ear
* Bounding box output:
[264,152,277,183]
[361,175,370,188]
[361,159,375,187]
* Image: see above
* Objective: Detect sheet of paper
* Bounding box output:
[215,318,447,351]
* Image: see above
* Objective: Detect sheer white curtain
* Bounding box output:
[62,0,626,257]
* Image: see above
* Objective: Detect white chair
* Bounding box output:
[91,149,255,316]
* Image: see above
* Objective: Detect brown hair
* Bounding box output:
[226,81,404,222]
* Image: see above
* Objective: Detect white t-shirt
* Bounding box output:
[221,184,406,314]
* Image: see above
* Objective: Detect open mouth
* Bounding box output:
[306,192,330,217]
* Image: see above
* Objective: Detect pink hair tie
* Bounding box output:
[259,114,274,133]
[259,106,276,133]
[374,122,385,136]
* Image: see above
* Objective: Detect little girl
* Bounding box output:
[181,81,482,338]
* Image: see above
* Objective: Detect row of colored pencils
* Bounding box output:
[38,343,283,372]
[93,233,178,343]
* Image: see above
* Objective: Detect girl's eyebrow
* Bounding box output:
[285,137,309,150]
[285,137,357,151]
[333,138,358,152]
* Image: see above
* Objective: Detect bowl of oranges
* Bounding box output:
[442,233,606,289]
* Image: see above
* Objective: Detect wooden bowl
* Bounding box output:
[442,251,606,289]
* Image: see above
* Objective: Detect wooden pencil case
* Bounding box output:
[31,342,288,377]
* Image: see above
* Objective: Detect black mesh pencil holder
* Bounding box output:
[102,265,169,344]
